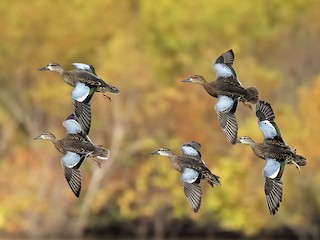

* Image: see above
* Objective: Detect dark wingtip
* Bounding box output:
[215,49,235,65]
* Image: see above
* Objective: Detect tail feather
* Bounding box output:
[295,154,307,166]
[100,83,120,94]
[246,87,259,104]
[203,171,221,187]
[93,147,110,160]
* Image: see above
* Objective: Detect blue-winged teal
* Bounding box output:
[182,50,259,144]
[33,119,109,197]
[237,136,285,215]
[237,101,306,215]
[150,147,220,212]
[38,62,120,101]
[256,101,307,169]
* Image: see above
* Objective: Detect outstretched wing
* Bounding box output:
[61,152,86,197]
[213,49,239,84]
[180,168,202,212]
[256,100,285,143]
[263,158,285,215]
[256,100,275,122]
[72,100,92,136]
[63,113,91,141]
[215,96,238,144]
[72,62,97,75]
[63,166,82,197]
[180,142,205,164]
[70,82,95,136]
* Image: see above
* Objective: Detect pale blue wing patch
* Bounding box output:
[263,158,280,179]
[62,119,82,134]
[181,146,205,164]
[180,168,200,184]
[215,95,234,113]
[181,146,199,157]
[61,151,81,168]
[258,120,277,139]
[72,82,90,102]
[213,63,233,78]
[72,63,94,73]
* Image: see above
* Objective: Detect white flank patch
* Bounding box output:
[258,120,277,139]
[213,63,233,77]
[61,151,81,168]
[63,119,82,134]
[72,82,90,102]
[263,158,280,179]
[181,168,199,184]
[214,95,234,113]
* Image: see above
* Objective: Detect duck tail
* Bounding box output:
[203,171,221,187]
[295,154,307,166]
[101,83,120,94]
[246,87,259,104]
[93,146,110,160]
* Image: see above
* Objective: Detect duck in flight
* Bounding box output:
[33,117,109,197]
[237,100,306,215]
[182,49,259,144]
[150,146,220,212]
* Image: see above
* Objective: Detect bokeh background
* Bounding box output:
[1,0,320,239]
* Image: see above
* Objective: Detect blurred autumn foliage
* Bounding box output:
[0,0,320,238]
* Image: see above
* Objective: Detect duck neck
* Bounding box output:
[51,138,64,154]
[168,155,182,172]
[54,66,65,76]
[60,70,75,86]
[202,80,217,97]
[249,142,265,159]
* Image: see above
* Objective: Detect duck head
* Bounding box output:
[150,148,173,157]
[181,75,206,84]
[38,63,63,72]
[33,132,56,141]
[236,136,254,145]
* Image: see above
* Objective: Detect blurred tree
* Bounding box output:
[0,0,319,238]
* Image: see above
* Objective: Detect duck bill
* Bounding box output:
[150,151,159,155]
[181,78,192,83]
[33,134,42,140]
[38,66,49,71]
